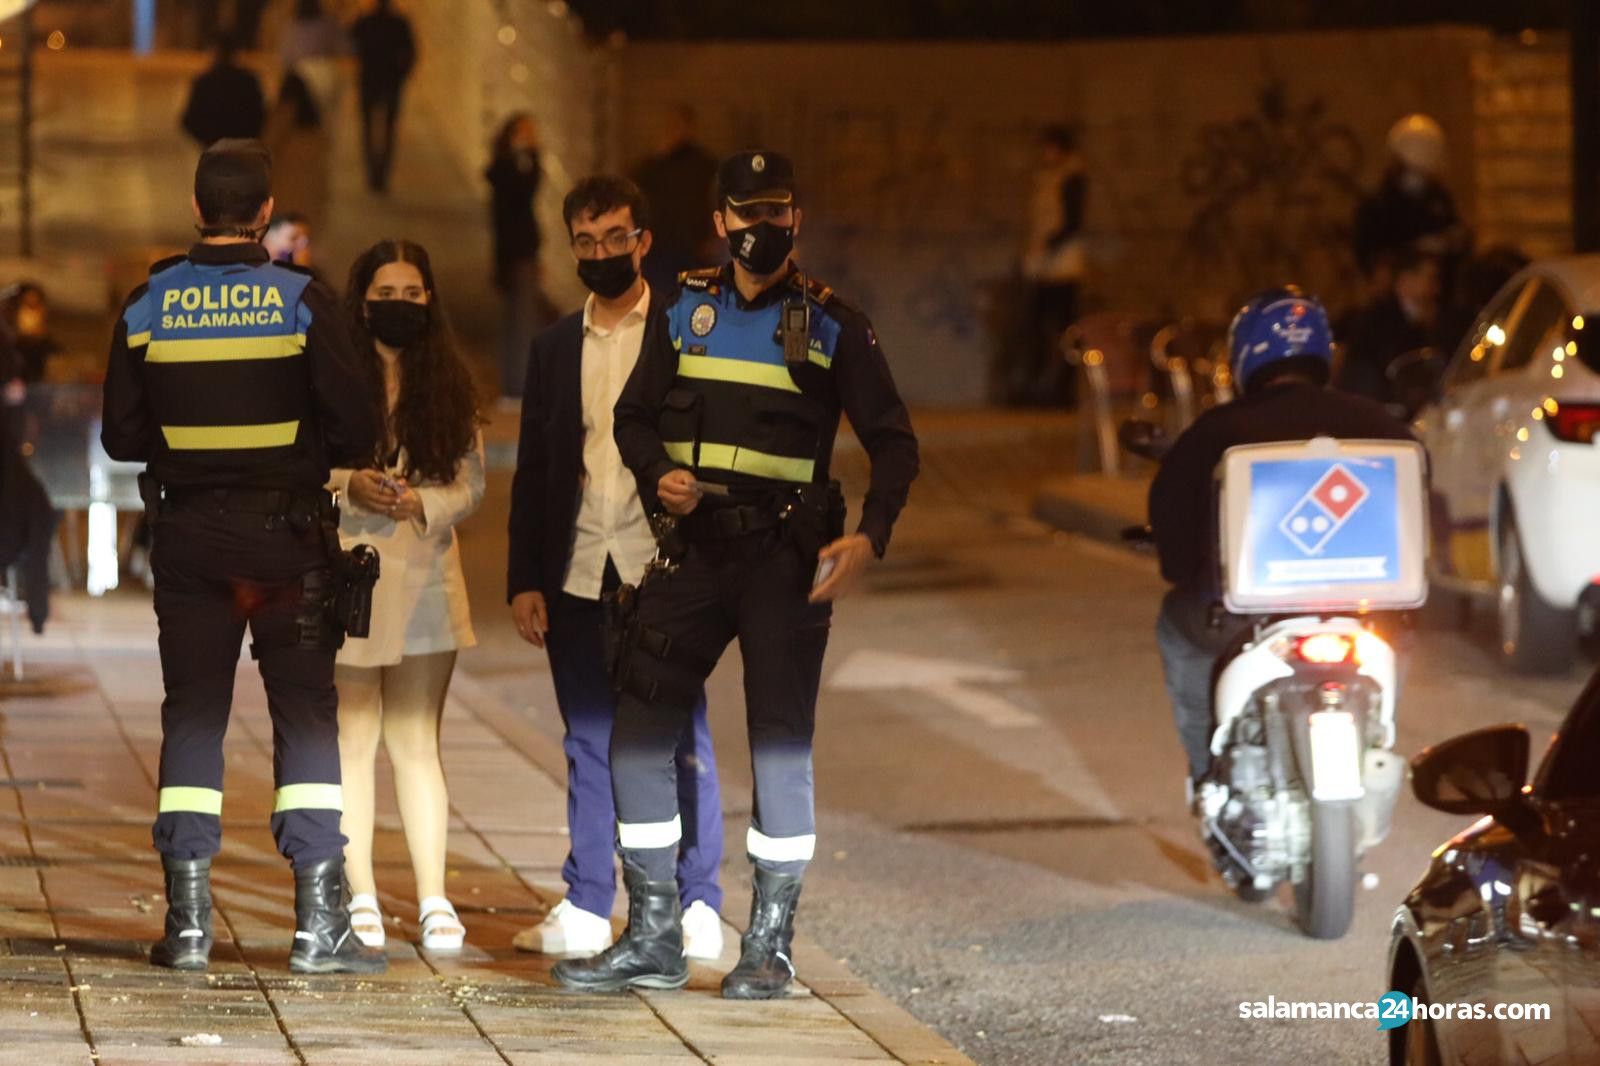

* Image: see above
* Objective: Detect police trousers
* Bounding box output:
[149,502,344,869]
[611,531,831,881]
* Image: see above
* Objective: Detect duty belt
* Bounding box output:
[681,503,782,542]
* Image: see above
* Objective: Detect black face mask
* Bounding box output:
[576,252,638,300]
[727,220,794,275]
[365,299,429,348]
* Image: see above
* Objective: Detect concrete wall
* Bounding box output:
[619,27,1509,405]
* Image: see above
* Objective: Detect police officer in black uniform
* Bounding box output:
[101,140,385,975]
[554,150,919,998]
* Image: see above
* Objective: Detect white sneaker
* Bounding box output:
[512,899,613,956]
[681,899,724,961]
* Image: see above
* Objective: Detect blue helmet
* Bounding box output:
[1226,286,1334,392]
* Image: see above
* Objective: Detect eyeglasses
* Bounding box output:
[571,228,643,258]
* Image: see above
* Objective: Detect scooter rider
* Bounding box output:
[1148,287,1415,800]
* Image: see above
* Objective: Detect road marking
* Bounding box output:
[827,649,1040,727]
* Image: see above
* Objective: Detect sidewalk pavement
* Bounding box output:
[0,597,974,1066]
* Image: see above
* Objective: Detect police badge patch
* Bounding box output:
[690,303,717,337]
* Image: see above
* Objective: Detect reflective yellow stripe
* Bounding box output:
[663,440,814,483]
[146,333,307,363]
[161,421,300,450]
[677,354,800,393]
[126,330,152,348]
[274,783,342,813]
[807,347,832,369]
[158,786,223,815]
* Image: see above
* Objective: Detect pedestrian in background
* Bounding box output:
[180,35,265,148]
[1335,248,1443,408]
[1353,114,1468,299]
[350,0,417,194]
[277,0,347,127]
[262,71,330,230]
[486,113,547,408]
[331,239,485,953]
[508,174,726,961]
[1017,123,1087,407]
[632,104,720,296]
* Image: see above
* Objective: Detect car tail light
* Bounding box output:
[1549,402,1600,444]
[1296,633,1355,665]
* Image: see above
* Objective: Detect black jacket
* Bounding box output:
[1149,381,1417,594]
[506,307,594,604]
[101,243,376,491]
[486,150,543,286]
[1334,295,1436,404]
[181,61,266,146]
[350,9,415,89]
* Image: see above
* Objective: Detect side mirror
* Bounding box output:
[1118,418,1169,461]
[1411,723,1531,818]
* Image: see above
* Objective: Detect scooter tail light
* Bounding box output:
[1296,633,1355,665]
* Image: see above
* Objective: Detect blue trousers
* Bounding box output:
[545,559,723,914]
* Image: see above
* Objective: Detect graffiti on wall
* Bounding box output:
[1178,79,1366,306]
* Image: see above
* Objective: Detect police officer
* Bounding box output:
[101,140,384,975]
[1149,288,1414,803]
[553,150,919,998]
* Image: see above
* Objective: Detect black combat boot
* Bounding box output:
[721,867,802,1000]
[150,856,213,971]
[552,865,688,992]
[286,858,387,975]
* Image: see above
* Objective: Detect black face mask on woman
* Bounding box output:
[576,252,639,300]
[726,220,794,275]
[365,299,429,348]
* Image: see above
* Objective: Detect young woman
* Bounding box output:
[331,240,485,952]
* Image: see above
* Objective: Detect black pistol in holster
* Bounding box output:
[314,496,380,648]
[780,480,847,570]
[601,511,682,692]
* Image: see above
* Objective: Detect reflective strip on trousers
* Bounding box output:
[662,440,814,483]
[161,420,300,450]
[746,826,816,863]
[617,814,683,850]
[158,786,224,815]
[146,333,308,363]
[273,783,343,813]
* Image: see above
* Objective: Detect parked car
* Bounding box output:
[1414,256,1600,672]
[1386,678,1600,1064]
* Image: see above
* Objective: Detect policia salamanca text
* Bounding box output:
[161,283,288,330]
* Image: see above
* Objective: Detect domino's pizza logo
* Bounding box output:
[1279,463,1369,555]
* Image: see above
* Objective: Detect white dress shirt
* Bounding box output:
[563,285,658,600]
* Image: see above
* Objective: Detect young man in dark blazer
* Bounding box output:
[507,175,725,958]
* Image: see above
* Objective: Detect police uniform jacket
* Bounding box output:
[328,435,484,668]
[613,263,918,557]
[101,242,375,491]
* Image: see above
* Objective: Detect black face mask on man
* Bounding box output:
[576,252,639,300]
[365,299,429,348]
[726,220,794,275]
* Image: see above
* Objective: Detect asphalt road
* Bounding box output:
[453,425,1583,1065]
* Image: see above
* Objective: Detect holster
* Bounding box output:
[602,579,642,691]
[780,480,847,567]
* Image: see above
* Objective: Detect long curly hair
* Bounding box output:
[342,239,480,484]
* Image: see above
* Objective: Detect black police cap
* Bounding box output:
[718,150,795,207]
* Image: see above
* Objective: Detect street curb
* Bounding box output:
[1033,473,1151,547]
[447,669,978,1066]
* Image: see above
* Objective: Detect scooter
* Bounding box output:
[1121,420,1412,939]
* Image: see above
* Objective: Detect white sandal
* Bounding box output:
[419,896,465,951]
[349,893,386,949]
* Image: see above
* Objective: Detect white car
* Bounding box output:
[1416,256,1600,672]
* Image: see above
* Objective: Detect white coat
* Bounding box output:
[327,431,485,668]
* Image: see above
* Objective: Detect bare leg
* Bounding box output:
[380,650,457,903]
[335,663,384,898]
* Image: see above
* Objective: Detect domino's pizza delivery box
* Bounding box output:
[1217,437,1428,614]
